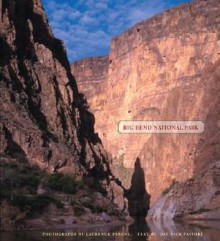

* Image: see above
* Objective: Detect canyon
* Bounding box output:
[72,0,220,216]
[0,0,219,230]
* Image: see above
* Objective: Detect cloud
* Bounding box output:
[69,10,81,20]
[80,14,98,25]
[95,2,108,10]
[42,0,190,62]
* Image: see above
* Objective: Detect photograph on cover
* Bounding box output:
[0,0,220,240]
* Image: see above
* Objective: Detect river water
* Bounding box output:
[1,220,220,241]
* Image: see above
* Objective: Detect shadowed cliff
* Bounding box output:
[126,157,151,222]
[0,0,127,230]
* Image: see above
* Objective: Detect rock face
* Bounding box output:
[72,0,220,207]
[72,56,109,116]
[148,161,220,220]
[0,0,110,178]
[0,0,127,229]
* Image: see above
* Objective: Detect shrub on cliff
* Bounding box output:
[47,173,77,194]
[1,163,42,196]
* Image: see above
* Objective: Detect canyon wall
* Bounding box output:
[0,0,109,177]
[0,0,129,229]
[72,0,220,205]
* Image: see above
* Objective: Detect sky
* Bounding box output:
[42,0,191,63]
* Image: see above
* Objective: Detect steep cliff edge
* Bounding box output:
[72,0,220,212]
[0,0,127,229]
[0,0,101,175]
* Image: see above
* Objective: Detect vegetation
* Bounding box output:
[1,163,42,198]
[0,157,106,217]
[47,172,77,194]
[1,162,85,197]
[1,163,73,211]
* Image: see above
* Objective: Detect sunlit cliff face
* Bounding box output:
[72,0,220,204]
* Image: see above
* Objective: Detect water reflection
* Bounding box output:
[148,219,220,241]
[129,220,150,241]
[1,220,220,241]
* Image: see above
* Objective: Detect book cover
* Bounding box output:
[0,0,220,240]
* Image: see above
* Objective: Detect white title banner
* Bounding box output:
[118,121,204,134]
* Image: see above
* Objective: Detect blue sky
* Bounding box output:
[42,0,191,63]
